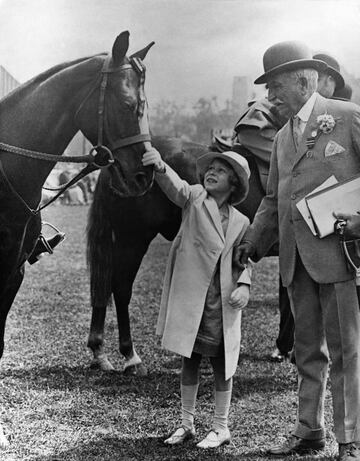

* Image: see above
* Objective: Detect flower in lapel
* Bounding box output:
[316,113,336,134]
[306,113,336,149]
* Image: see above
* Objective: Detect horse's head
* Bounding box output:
[76,31,155,197]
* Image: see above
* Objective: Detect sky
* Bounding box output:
[1,0,360,106]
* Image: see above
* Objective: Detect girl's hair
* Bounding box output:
[200,158,246,205]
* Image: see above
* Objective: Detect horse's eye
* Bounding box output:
[122,101,137,112]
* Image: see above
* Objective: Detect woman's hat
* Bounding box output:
[313,52,345,91]
[255,41,327,84]
[196,151,250,205]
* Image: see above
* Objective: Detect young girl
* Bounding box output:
[142,148,252,449]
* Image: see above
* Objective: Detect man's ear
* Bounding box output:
[298,76,309,94]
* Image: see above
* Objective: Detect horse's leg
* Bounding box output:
[88,303,115,371]
[0,267,24,448]
[0,267,24,359]
[112,234,155,376]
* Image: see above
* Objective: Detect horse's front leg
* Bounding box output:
[0,266,25,449]
[112,234,155,376]
[87,303,115,371]
[0,266,25,359]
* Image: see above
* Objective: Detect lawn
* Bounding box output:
[0,204,337,460]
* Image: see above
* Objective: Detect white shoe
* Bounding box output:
[164,426,195,445]
[196,428,231,449]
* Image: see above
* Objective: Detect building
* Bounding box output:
[0,65,19,99]
[232,76,251,114]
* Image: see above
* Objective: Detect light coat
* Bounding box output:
[246,93,360,286]
[155,165,251,380]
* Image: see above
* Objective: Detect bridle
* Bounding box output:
[0,53,153,212]
[0,53,153,272]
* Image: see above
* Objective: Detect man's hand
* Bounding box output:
[333,212,360,239]
[229,284,250,310]
[142,148,165,173]
[234,241,256,266]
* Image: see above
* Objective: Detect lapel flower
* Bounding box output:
[317,113,336,134]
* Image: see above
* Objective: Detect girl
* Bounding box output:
[142,148,251,449]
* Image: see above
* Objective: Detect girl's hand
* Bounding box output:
[229,284,250,310]
[142,148,165,172]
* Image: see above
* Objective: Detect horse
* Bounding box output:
[0,30,156,364]
[86,136,268,374]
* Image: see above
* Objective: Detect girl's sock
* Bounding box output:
[181,383,199,430]
[213,388,232,432]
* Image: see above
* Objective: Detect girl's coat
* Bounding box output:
[155,165,251,380]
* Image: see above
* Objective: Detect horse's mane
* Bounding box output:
[0,53,108,103]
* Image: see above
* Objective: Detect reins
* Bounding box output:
[1,53,152,273]
[0,55,152,212]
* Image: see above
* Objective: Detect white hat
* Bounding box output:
[196,151,250,205]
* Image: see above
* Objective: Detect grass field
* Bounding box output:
[0,204,338,460]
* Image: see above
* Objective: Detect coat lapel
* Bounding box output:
[203,196,225,242]
[293,94,327,167]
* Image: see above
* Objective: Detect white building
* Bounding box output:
[0,65,19,99]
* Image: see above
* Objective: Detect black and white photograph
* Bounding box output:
[1,0,360,459]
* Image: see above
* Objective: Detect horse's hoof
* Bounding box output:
[90,356,115,371]
[123,362,147,376]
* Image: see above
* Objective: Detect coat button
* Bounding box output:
[291,194,296,200]
[292,171,298,177]
[306,151,313,158]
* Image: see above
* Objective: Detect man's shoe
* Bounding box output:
[28,232,66,265]
[196,428,231,449]
[164,426,195,445]
[338,442,360,461]
[268,435,325,455]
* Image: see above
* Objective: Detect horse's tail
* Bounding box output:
[86,175,113,307]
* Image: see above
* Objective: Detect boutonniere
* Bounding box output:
[306,113,336,149]
[317,113,336,134]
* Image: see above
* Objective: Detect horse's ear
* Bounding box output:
[112,31,130,65]
[130,41,155,60]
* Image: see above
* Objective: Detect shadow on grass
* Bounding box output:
[30,434,270,461]
[0,363,295,400]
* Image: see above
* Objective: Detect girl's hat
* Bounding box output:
[196,151,250,205]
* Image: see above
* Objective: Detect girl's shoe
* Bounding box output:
[164,426,195,445]
[196,428,231,449]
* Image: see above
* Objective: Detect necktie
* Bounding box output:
[292,116,302,149]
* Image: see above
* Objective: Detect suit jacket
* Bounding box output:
[155,165,251,380]
[245,93,360,286]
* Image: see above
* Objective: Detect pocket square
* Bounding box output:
[325,140,345,157]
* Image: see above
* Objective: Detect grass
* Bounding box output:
[0,204,338,460]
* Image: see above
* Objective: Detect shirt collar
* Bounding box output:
[295,92,318,123]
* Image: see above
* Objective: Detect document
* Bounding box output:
[305,173,360,238]
[296,176,338,236]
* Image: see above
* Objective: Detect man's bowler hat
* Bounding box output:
[255,41,327,84]
[313,52,345,91]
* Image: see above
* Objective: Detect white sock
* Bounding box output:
[181,384,199,430]
[213,389,232,432]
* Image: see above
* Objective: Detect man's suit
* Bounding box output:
[245,92,360,443]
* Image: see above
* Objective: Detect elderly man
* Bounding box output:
[234,51,347,364]
[238,41,360,460]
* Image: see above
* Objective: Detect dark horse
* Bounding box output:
[87,136,266,373]
[0,31,156,363]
